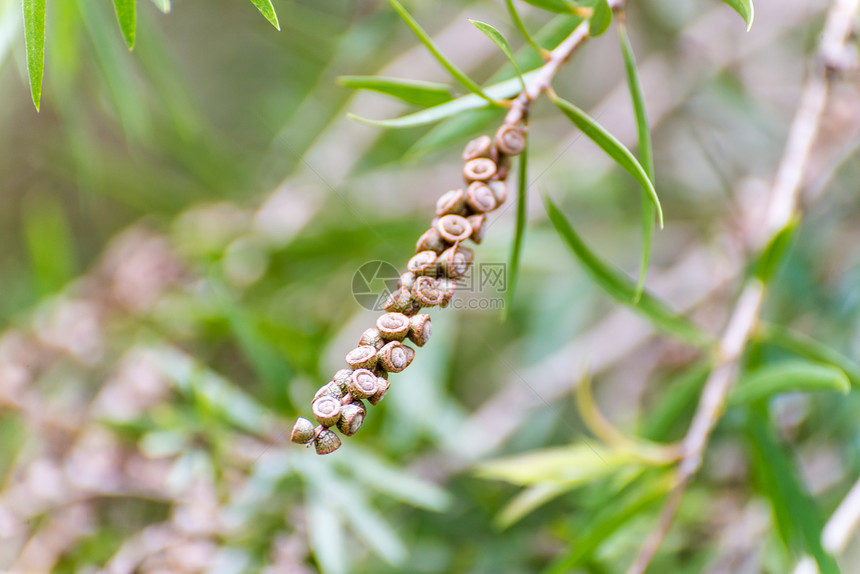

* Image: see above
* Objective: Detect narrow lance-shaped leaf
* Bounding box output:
[23,0,47,111]
[728,360,849,407]
[113,0,136,49]
[618,21,654,302]
[469,20,526,92]
[720,0,754,31]
[338,76,453,107]
[504,141,529,319]
[549,93,663,227]
[388,0,501,106]
[587,0,611,37]
[149,0,171,13]
[249,0,280,30]
[505,0,546,57]
[543,194,711,346]
[756,322,860,386]
[520,0,577,14]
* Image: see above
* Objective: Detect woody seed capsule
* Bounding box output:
[436,189,468,216]
[488,180,508,204]
[314,428,342,455]
[399,272,416,290]
[348,368,379,399]
[345,345,378,370]
[468,214,487,244]
[416,227,447,254]
[494,124,526,156]
[407,251,439,276]
[290,417,315,444]
[377,341,415,373]
[312,396,342,427]
[384,286,421,316]
[466,182,497,213]
[438,245,473,279]
[437,214,472,243]
[412,276,445,307]
[408,314,432,347]
[463,158,497,182]
[367,377,391,405]
[462,135,494,161]
[376,313,411,341]
[337,400,367,436]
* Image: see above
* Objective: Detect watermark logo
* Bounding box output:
[352,260,400,311]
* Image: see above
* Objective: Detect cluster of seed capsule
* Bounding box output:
[290,123,526,454]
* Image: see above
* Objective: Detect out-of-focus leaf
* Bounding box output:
[338,75,453,107]
[543,195,711,346]
[405,107,503,159]
[618,21,654,302]
[307,490,348,574]
[755,219,797,282]
[339,491,408,565]
[475,443,636,486]
[756,323,860,386]
[747,408,838,574]
[388,0,499,105]
[639,362,711,441]
[497,483,572,528]
[23,193,76,295]
[504,143,529,319]
[149,0,171,13]
[720,0,754,30]
[349,69,538,128]
[505,0,545,56]
[249,0,280,30]
[588,0,611,36]
[550,94,663,226]
[23,0,46,110]
[112,0,136,49]
[469,19,525,91]
[521,0,576,14]
[729,360,849,407]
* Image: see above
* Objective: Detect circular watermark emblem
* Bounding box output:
[352,260,400,311]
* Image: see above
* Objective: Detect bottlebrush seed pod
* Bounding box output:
[495,155,512,181]
[436,214,473,243]
[468,214,487,244]
[368,377,391,405]
[463,158,497,182]
[314,382,346,401]
[359,328,385,350]
[315,428,342,455]
[377,341,415,373]
[376,312,411,341]
[348,368,379,399]
[436,189,468,216]
[466,182,497,213]
[412,276,445,307]
[408,314,432,347]
[416,227,447,254]
[438,245,473,279]
[384,286,421,316]
[337,400,367,436]
[488,180,508,205]
[494,124,526,156]
[332,368,352,391]
[438,277,458,308]
[462,134,494,161]
[312,396,342,427]
[345,345,378,370]
[290,417,315,444]
[398,272,416,290]
[407,251,439,276]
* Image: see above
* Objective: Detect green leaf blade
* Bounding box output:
[729,360,850,407]
[720,0,754,30]
[756,323,860,387]
[521,0,576,14]
[249,0,280,30]
[550,93,663,227]
[469,19,526,91]
[588,0,611,36]
[112,0,136,49]
[23,0,47,111]
[505,0,545,57]
[504,142,529,319]
[338,75,453,107]
[149,0,171,13]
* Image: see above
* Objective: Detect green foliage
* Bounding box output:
[729,360,849,407]
[504,0,545,57]
[249,0,280,30]
[338,75,453,107]
[469,19,526,91]
[587,0,611,37]
[148,0,170,13]
[23,0,46,110]
[505,145,529,318]
[719,0,755,30]
[112,0,136,49]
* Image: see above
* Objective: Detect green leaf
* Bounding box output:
[388,0,500,106]
[113,0,136,49]
[349,69,538,128]
[521,0,577,14]
[505,0,545,57]
[249,0,280,30]
[469,19,526,92]
[306,491,349,574]
[618,21,654,302]
[550,93,663,227]
[588,0,611,36]
[475,443,637,486]
[755,219,797,282]
[719,0,754,30]
[337,75,452,107]
[729,360,850,407]
[149,0,171,13]
[23,0,47,111]
[756,322,860,387]
[504,143,529,319]
[497,483,572,528]
[543,194,710,346]
[23,193,77,295]
[639,362,711,441]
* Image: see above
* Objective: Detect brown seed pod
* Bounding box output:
[398,272,416,290]
[359,328,385,350]
[467,214,487,244]
[345,345,378,370]
[488,180,508,205]
[332,368,352,391]
[436,214,473,243]
[377,341,415,373]
[495,155,512,181]
[376,312,411,341]
[466,182,497,213]
[291,417,315,444]
[348,368,379,399]
[437,277,458,308]
[408,314,432,347]
[368,377,390,406]
[337,400,367,436]
[494,124,526,156]
[407,251,439,276]
[435,189,468,216]
[462,135,494,161]
[314,428,342,455]
[437,245,473,279]
[416,227,447,254]
[314,381,346,401]
[384,286,421,316]
[412,276,445,307]
[312,396,342,427]
[463,158,497,182]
